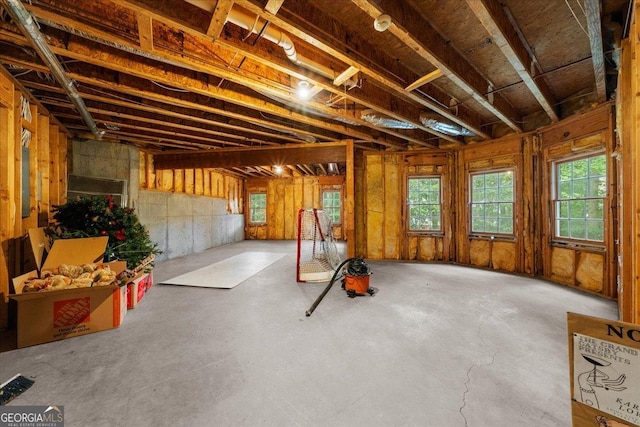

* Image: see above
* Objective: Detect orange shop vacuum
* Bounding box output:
[305,258,376,317]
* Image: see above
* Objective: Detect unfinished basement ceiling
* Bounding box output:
[0,0,630,178]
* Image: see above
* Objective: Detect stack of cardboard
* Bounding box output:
[10,229,128,348]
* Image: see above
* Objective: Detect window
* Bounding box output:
[407,177,441,231]
[322,190,341,224]
[470,170,514,234]
[554,154,606,242]
[249,192,267,224]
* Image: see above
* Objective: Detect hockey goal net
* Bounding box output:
[296,208,341,282]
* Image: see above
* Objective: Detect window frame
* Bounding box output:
[551,152,607,245]
[248,192,267,225]
[321,189,342,225]
[406,175,443,233]
[469,168,515,237]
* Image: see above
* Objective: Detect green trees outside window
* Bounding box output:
[554,155,606,242]
[249,193,267,223]
[408,177,441,231]
[322,191,341,224]
[470,170,514,234]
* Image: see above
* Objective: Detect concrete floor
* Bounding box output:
[0,240,618,426]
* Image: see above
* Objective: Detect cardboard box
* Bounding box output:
[126,271,152,309]
[9,229,128,348]
[146,270,154,291]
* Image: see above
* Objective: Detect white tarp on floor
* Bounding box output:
[161,251,287,289]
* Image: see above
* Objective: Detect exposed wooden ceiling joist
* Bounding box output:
[0,0,626,177]
[466,0,559,122]
[584,0,607,103]
[153,141,347,170]
[236,0,489,139]
[350,0,522,132]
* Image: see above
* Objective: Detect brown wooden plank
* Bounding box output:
[206,0,234,39]
[57,130,68,204]
[48,127,60,207]
[37,113,50,225]
[466,0,558,122]
[13,90,23,236]
[237,0,488,139]
[136,11,154,51]
[583,0,607,103]
[350,0,522,132]
[153,142,347,170]
[0,73,15,329]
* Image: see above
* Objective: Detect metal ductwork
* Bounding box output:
[419,113,475,136]
[1,0,104,139]
[360,109,417,129]
[225,7,357,88]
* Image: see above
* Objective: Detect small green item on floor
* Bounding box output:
[0,374,35,405]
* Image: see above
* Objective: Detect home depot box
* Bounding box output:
[9,229,128,348]
[126,271,152,309]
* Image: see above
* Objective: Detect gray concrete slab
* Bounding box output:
[0,241,618,426]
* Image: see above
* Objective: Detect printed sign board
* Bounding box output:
[568,313,640,427]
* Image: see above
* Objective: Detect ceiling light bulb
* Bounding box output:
[296,80,312,100]
[274,165,283,174]
[374,14,392,32]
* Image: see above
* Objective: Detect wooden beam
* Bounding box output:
[333,65,360,87]
[136,11,154,51]
[153,142,347,169]
[264,0,286,15]
[584,0,607,103]
[237,0,488,139]
[345,139,355,257]
[0,34,410,149]
[404,70,442,92]
[19,78,315,145]
[350,0,522,132]
[206,0,234,39]
[97,0,440,145]
[466,0,559,122]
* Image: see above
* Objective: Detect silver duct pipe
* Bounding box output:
[360,109,417,129]
[226,7,357,88]
[2,0,104,139]
[420,113,475,137]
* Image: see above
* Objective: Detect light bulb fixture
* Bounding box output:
[296,80,312,100]
[274,165,283,175]
[374,14,392,32]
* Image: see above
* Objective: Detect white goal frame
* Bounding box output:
[296,208,341,282]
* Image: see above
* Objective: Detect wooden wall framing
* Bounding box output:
[244,175,345,241]
[539,111,616,298]
[140,151,243,214]
[352,104,617,301]
[0,68,68,330]
[616,2,640,323]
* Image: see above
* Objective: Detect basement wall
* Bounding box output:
[70,139,244,263]
[136,191,243,262]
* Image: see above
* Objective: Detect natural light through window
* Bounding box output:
[322,191,341,224]
[554,154,606,242]
[408,177,441,231]
[470,170,514,234]
[249,192,267,224]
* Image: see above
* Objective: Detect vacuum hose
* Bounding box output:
[305,257,358,317]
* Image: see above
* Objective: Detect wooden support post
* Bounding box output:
[37,114,50,225]
[345,139,355,258]
[0,74,16,330]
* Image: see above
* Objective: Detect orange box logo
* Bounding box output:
[53,297,91,328]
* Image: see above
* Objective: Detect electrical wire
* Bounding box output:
[565,0,589,37]
[149,80,190,92]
